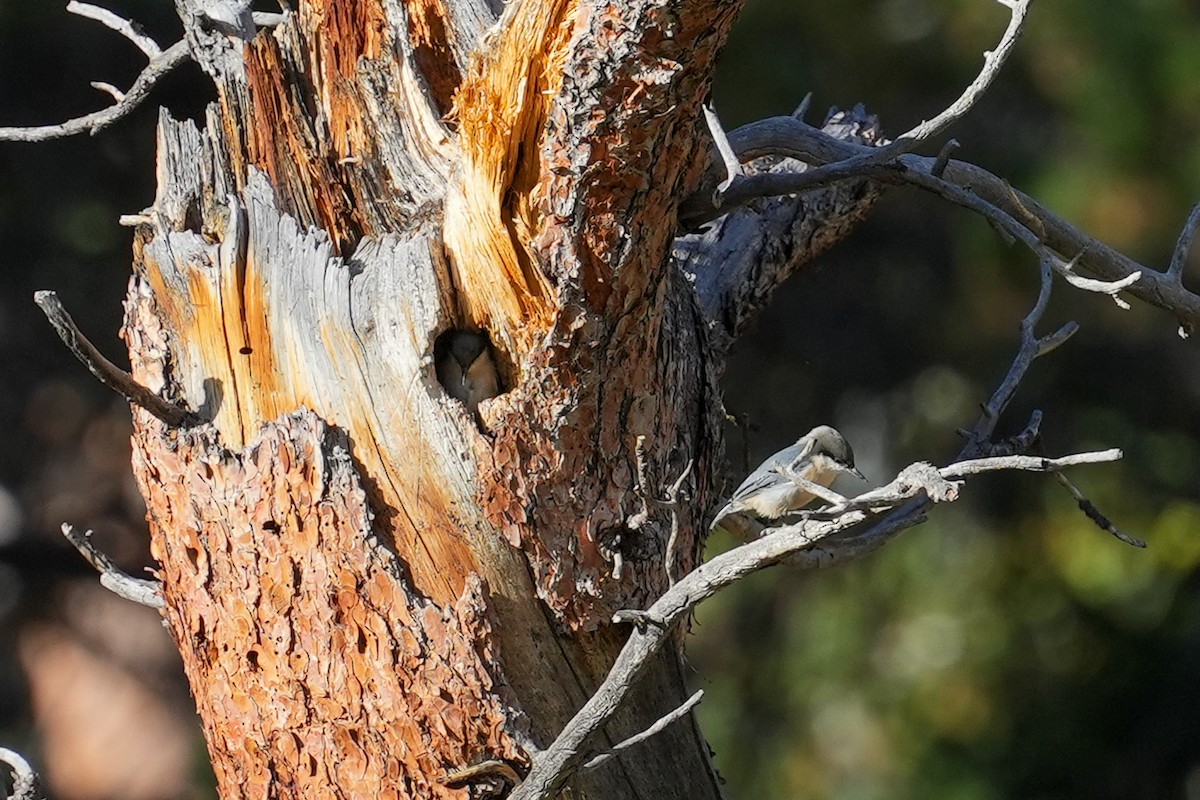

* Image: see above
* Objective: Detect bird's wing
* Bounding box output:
[727,463,784,504]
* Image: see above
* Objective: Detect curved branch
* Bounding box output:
[1168,200,1200,280]
[871,0,1030,161]
[0,40,190,142]
[683,115,1200,330]
[61,523,166,609]
[0,748,43,800]
[67,1,162,57]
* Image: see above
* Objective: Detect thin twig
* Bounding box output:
[1053,473,1146,548]
[34,291,193,426]
[792,92,813,122]
[0,40,190,142]
[440,760,522,792]
[67,1,162,57]
[0,748,43,800]
[662,459,692,586]
[629,436,693,585]
[931,138,960,178]
[703,104,742,202]
[61,524,165,609]
[984,409,1042,456]
[958,258,1062,455]
[1168,200,1200,280]
[1052,253,1139,309]
[811,0,1028,174]
[582,690,705,771]
[874,0,1029,159]
[89,81,125,102]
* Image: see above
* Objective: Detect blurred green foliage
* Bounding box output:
[695,1,1200,798]
[1,1,1199,799]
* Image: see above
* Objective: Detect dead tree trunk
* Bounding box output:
[117,1,876,797]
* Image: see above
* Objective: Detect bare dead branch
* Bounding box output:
[662,459,693,586]
[703,104,742,203]
[90,80,125,102]
[61,523,165,609]
[1053,473,1146,548]
[1168,200,1200,280]
[931,138,960,178]
[0,40,190,142]
[510,441,1121,799]
[943,450,1123,477]
[683,138,1141,325]
[958,259,1064,454]
[512,243,1139,799]
[870,0,1029,161]
[67,1,162,57]
[34,291,194,426]
[582,690,705,771]
[684,114,1200,329]
[0,748,44,800]
[796,450,1119,523]
[792,91,813,121]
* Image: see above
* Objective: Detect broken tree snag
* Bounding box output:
[117,0,756,795]
[130,410,526,800]
[131,109,724,800]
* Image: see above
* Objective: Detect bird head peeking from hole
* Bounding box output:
[435,330,500,413]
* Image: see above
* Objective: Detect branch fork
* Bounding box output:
[511,220,1141,799]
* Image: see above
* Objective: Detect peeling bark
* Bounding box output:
[133,410,524,800]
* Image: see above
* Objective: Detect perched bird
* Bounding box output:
[435,330,500,412]
[711,425,865,537]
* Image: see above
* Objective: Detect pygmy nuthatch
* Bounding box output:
[711,425,865,537]
[435,330,500,412]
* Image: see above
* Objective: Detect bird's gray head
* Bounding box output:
[803,425,865,480]
[448,331,488,367]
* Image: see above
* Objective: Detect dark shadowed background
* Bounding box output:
[1,2,1199,799]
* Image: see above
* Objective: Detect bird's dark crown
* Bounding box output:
[806,425,856,469]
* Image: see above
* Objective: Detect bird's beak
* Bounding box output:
[848,466,867,481]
